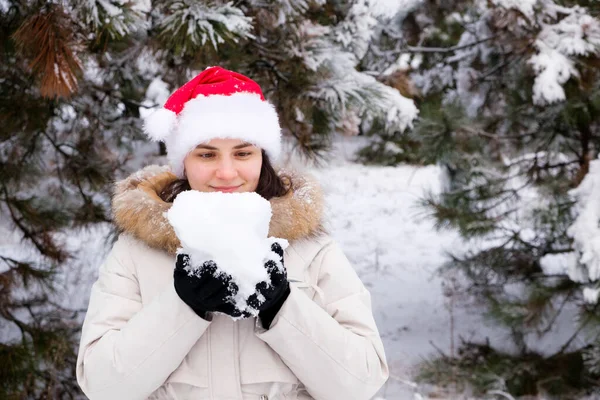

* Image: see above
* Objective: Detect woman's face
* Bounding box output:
[183,138,263,193]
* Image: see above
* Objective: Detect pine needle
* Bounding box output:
[12,5,82,99]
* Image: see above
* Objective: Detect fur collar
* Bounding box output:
[112,165,326,255]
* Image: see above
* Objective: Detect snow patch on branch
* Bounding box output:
[159,1,254,51]
[529,42,578,105]
[567,159,600,303]
[491,0,537,20]
[529,7,600,105]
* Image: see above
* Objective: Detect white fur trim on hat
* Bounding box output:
[165,92,282,177]
[143,108,177,141]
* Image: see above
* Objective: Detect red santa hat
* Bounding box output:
[144,66,282,177]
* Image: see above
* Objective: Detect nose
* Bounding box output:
[215,157,238,181]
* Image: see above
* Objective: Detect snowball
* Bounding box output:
[167,190,289,314]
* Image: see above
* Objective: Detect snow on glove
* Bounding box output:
[174,254,251,320]
[247,241,291,328]
[167,190,272,304]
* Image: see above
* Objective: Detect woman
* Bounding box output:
[76,66,388,400]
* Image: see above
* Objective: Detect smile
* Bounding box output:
[211,185,243,193]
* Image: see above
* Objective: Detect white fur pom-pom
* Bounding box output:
[143,108,177,141]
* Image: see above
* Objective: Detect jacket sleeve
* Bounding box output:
[76,235,211,400]
[256,240,389,400]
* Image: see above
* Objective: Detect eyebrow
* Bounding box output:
[195,142,254,150]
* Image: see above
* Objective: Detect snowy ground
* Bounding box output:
[311,161,460,399]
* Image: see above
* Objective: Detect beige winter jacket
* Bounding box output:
[76,165,388,400]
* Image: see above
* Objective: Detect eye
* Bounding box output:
[236,151,253,157]
[198,152,215,159]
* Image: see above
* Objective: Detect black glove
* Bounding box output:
[247,242,291,329]
[174,254,250,320]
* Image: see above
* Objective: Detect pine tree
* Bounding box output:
[1,0,150,396]
[1,0,417,396]
[360,0,600,397]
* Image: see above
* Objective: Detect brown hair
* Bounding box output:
[159,150,291,203]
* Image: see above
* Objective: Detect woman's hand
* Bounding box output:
[247,242,291,328]
[173,254,250,320]
[174,239,291,324]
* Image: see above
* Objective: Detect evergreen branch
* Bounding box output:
[0,255,28,269]
[552,302,599,357]
[537,290,574,336]
[157,0,254,56]
[477,52,529,82]
[405,36,497,54]
[564,140,582,161]
[12,4,81,98]
[536,160,580,171]
[496,227,541,251]
[0,260,55,310]
[540,247,575,255]
[2,311,29,345]
[478,191,520,216]
[505,156,580,173]
[83,0,146,40]
[250,42,287,62]
[250,60,289,84]
[496,225,575,258]
[0,184,66,262]
[442,175,527,203]
[38,129,110,223]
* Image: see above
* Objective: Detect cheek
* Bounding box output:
[184,160,212,190]
[240,158,262,188]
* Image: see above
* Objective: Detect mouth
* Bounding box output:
[210,185,243,193]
